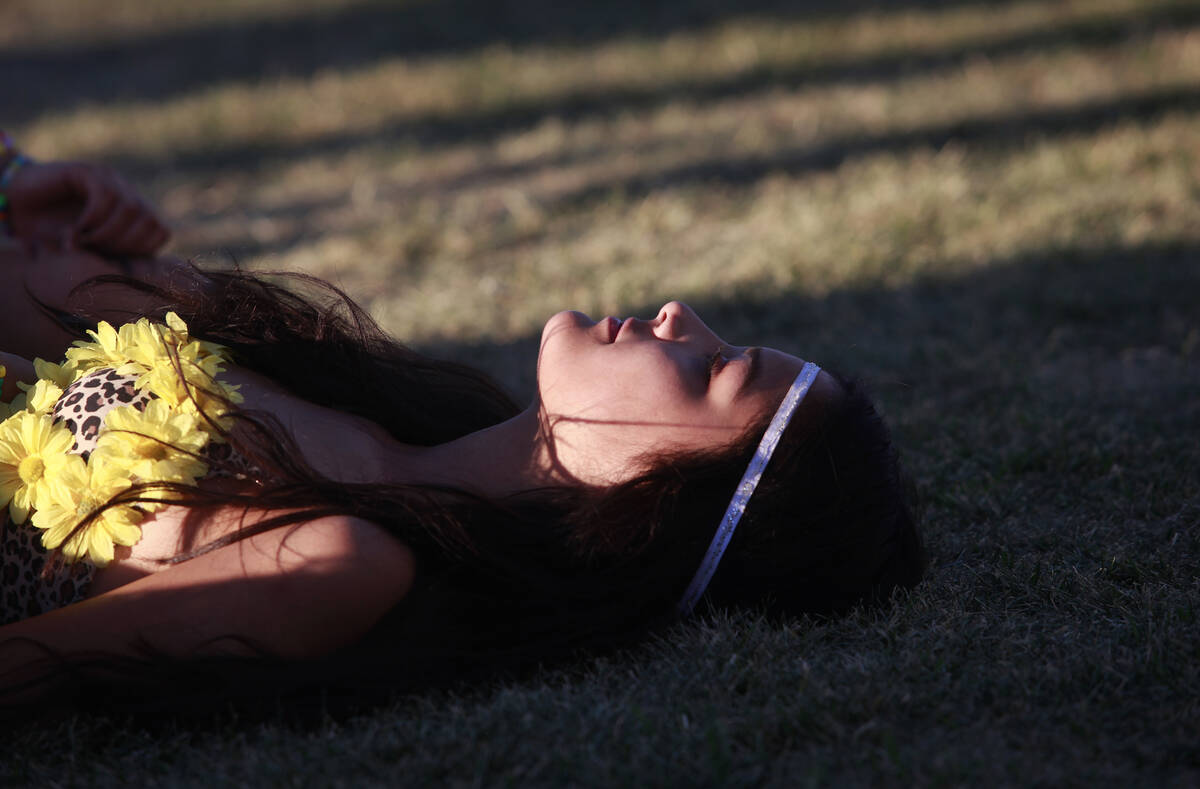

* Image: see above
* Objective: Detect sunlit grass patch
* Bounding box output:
[12,0,1198,349]
[15,0,1197,160]
[0,0,380,47]
[236,109,1199,347]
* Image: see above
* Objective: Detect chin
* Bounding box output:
[542,310,592,338]
[538,310,585,364]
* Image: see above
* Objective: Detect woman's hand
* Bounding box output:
[6,161,170,257]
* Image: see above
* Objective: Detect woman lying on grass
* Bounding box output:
[0,138,925,715]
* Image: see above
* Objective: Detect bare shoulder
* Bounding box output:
[134,511,416,658]
[252,513,415,599]
[262,514,416,618]
[238,512,414,578]
[228,514,416,656]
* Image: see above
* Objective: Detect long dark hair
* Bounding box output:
[5,264,925,716]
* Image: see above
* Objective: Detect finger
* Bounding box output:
[129,216,171,257]
[107,214,157,256]
[134,209,171,250]
[110,171,145,204]
[146,223,171,252]
[80,199,140,249]
[128,209,170,254]
[72,175,118,237]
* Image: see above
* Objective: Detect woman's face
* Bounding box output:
[536,301,826,484]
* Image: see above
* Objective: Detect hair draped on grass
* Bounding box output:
[2,264,925,719]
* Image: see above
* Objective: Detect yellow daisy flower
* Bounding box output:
[67,312,232,380]
[0,412,76,523]
[163,312,229,361]
[91,399,210,486]
[64,319,141,375]
[34,357,80,388]
[163,311,188,337]
[21,379,64,415]
[32,457,141,566]
[140,361,241,434]
[119,317,181,373]
[2,312,243,566]
[14,360,71,414]
[103,315,232,399]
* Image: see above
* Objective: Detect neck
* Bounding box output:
[382,404,562,496]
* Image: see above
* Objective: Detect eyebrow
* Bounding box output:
[735,347,763,399]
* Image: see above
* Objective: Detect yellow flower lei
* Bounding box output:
[0,313,241,566]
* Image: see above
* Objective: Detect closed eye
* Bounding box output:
[706,349,726,381]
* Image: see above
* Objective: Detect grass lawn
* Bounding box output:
[2,0,1198,784]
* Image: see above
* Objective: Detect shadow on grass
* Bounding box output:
[552,84,1200,207]
[173,84,1200,264]
[1,0,1043,127]
[68,1,1199,179]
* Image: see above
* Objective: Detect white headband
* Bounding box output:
[677,361,822,615]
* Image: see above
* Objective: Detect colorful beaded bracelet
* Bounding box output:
[0,131,13,234]
[0,150,32,237]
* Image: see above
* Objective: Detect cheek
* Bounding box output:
[537,343,609,414]
[542,368,654,420]
[539,351,678,421]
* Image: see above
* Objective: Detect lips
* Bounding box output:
[603,316,622,343]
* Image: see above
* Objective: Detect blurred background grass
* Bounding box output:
[2,0,1198,785]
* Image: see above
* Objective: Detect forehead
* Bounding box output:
[727,348,839,435]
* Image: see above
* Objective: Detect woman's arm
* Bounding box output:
[0,241,207,362]
[0,513,414,681]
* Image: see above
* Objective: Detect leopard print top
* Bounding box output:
[1,367,253,625]
[0,516,95,625]
[54,367,157,457]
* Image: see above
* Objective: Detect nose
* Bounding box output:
[653,301,720,343]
